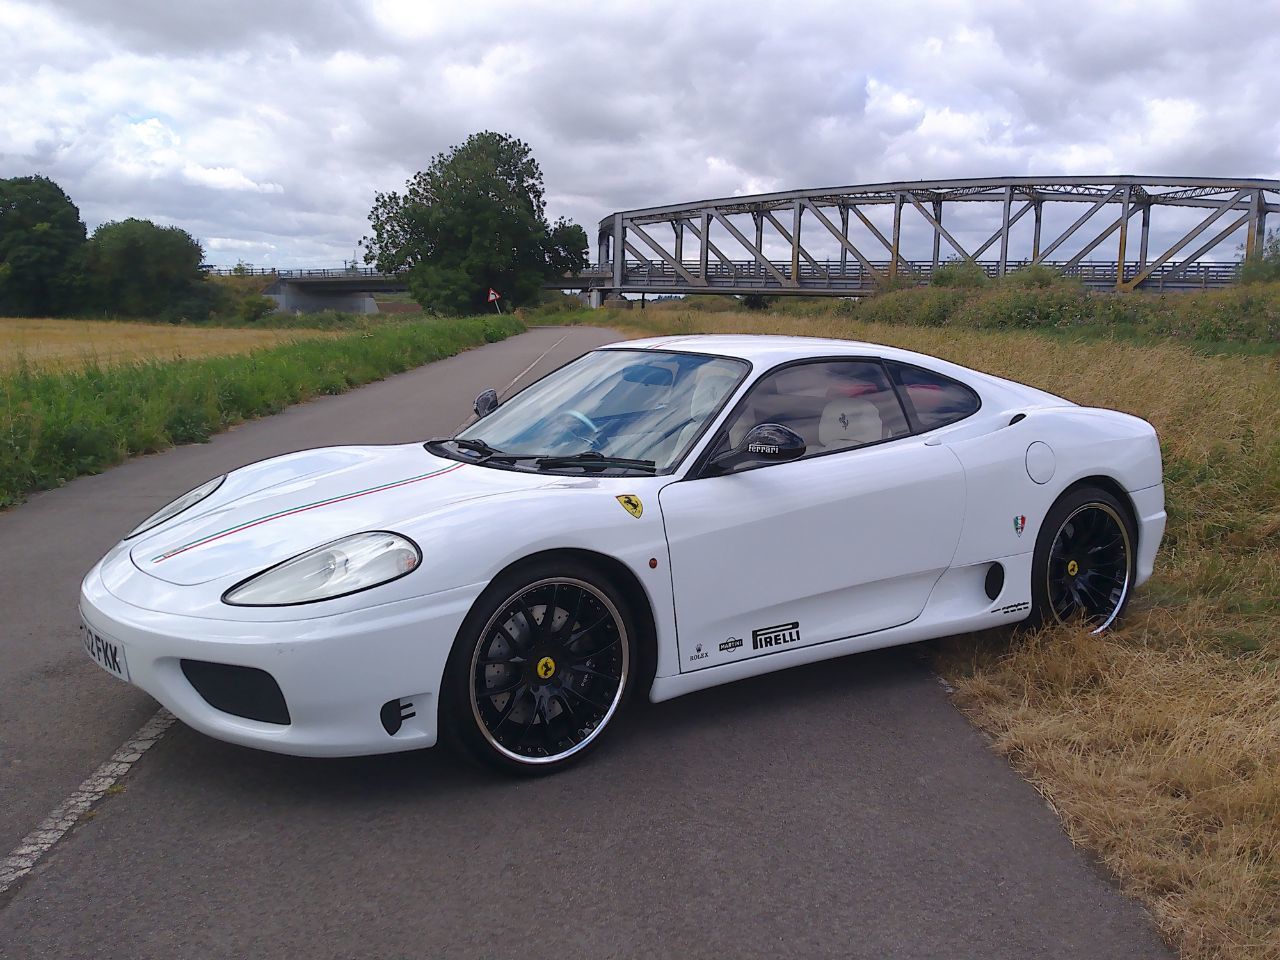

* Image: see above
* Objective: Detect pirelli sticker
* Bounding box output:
[752,621,801,650]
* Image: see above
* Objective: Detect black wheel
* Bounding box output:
[1029,486,1137,633]
[442,560,636,775]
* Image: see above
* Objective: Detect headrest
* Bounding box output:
[818,397,883,448]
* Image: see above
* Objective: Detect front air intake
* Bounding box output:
[180,659,291,725]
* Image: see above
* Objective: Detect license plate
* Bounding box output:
[82,619,130,682]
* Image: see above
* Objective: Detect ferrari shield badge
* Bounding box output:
[616,494,643,519]
[1013,515,1027,537]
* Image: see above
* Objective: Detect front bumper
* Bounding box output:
[79,562,485,757]
[1130,483,1166,588]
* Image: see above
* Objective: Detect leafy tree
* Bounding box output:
[363,131,588,315]
[79,219,210,320]
[0,175,87,315]
[1240,229,1280,284]
[545,217,589,277]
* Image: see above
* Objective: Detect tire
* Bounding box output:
[441,559,637,776]
[1028,485,1138,633]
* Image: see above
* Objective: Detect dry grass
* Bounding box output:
[593,307,1280,959]
[0,317,337,372]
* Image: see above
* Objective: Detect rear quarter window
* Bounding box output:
[887,361,980,431]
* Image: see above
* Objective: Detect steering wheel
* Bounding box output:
[549,409,600,445]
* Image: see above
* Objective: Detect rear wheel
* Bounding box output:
[442,560,635,775]
[1029,486,1136,633]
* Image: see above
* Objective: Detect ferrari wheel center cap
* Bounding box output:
[535,655,557,680]
[1066,559,1080,577]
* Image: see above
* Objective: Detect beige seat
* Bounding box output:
[816,397,883,451]
[660,372,741,462]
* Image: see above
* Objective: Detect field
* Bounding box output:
[556,304,1280,960]
[0,315,521,507]
[0,317,337,372]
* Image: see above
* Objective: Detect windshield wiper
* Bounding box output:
[427,437,503,460]
[429,439,654,474]
[535,452,656,474]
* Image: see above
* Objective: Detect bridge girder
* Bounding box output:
[593,176,1277,297]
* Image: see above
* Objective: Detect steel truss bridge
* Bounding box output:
[587,176,1278,298]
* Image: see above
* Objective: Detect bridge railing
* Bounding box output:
[206,266,408,279]
[580,259,1241,292]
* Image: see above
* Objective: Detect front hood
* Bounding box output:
[130,444,551,586]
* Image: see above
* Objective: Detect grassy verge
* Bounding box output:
[0,315,523,507]
[851,279,1280,344]
[578,305,1280,959]
[568,279,1280,352]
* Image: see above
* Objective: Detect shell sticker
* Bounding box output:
[616,494,643,519]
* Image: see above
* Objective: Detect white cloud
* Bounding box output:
[0,0,1276,267]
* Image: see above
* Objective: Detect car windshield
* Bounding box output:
[448,349,748,474]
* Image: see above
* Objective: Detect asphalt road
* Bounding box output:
[0,326,1172,959]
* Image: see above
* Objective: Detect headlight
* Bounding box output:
[126,475,225,539]
[222,532,421,606]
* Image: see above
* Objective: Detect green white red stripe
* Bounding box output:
[151,462,464,563]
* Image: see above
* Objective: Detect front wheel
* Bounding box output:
[1029,486,1137,633]
[442,560,636,775]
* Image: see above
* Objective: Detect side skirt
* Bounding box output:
[647,552,1033,704]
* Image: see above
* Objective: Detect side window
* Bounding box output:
[887,362,980,431]
[719,360,910,458]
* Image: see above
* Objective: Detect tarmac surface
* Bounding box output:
[0,326,1172,959]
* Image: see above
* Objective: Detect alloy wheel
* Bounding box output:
[1046,502,1132,633]
[469,577,629,764]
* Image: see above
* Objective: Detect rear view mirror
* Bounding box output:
[710,423,806,472]
[474,388,499,418]
[621,364,675,386]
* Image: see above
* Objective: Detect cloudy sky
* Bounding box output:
[2,0,1278,268]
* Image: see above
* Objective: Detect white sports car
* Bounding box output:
[80,335,1166,774]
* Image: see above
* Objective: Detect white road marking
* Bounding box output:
[499,333,568,399]
[0,708,175,894]
[450,333,569,433]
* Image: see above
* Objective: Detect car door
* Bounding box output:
[658,358,966,671]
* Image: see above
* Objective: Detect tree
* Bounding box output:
[545,217,589,277]
[0,175,87,315]
[363,131,588,315]
[79,218,209,319]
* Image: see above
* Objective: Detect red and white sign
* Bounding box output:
[487,288,501,303]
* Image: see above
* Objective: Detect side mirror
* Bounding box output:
[473,388,499,419]
[710,423,806,472]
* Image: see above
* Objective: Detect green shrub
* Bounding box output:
[1239,230,1280,284]
[999,263,1082,290]
[237,294,276,324]
[951,285,1089,329]
[930,258,989,288]
[856,287,968,326]
[0,314,524,506]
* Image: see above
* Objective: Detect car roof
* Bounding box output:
[605,333,956,371]
[601,333,1073,409]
